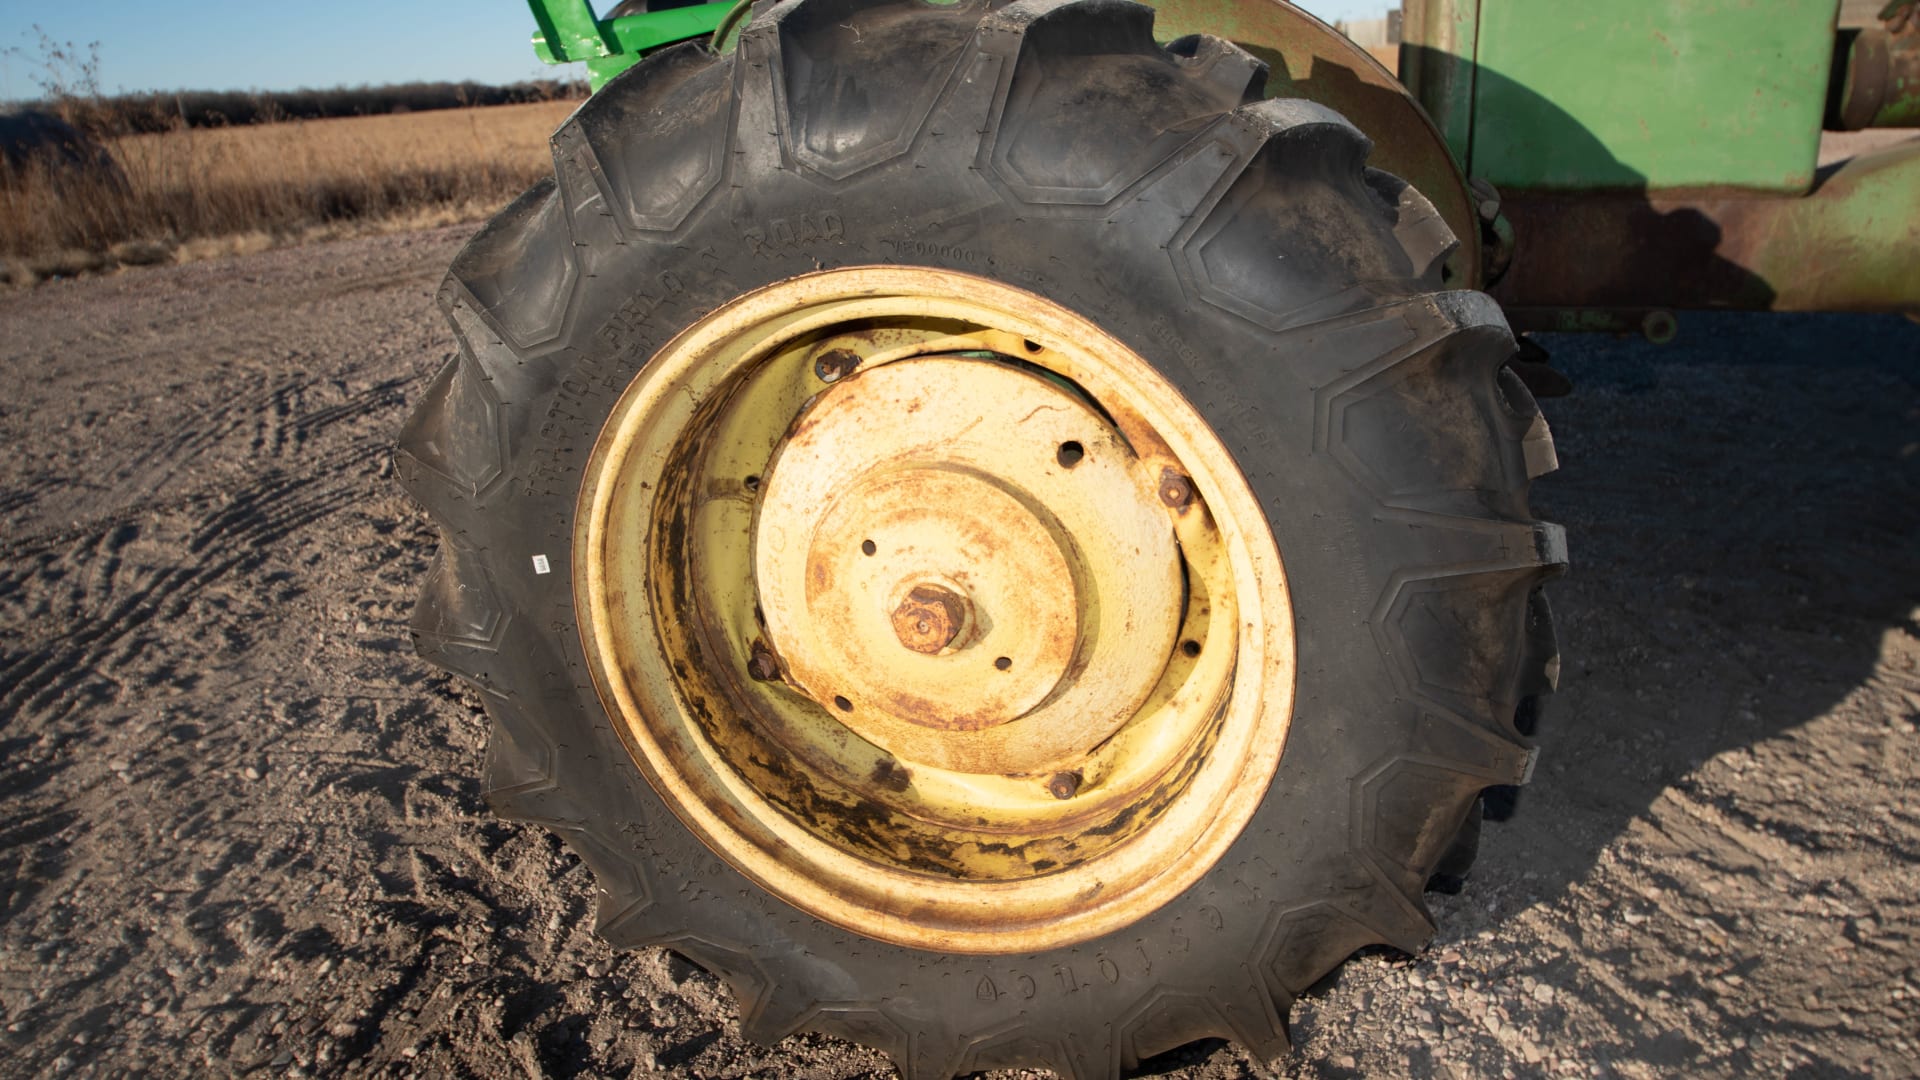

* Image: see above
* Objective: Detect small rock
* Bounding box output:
[244,766,263,782]
[1520,1039,1545,1065]
[109,239,176,267]
[1532,984,1555,1005]
[1331,1054,1357,1070]
[270,1050,293,1067]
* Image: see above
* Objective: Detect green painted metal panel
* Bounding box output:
[1470,0,1839,193]
[529,0,734,89]
[529,0,618,62]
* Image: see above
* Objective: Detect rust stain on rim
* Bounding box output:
[572,266,1297,953]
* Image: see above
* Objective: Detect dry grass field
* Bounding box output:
[0,100,575,284]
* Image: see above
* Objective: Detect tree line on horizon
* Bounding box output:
[13,79,589,135]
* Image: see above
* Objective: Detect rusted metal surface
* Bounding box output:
[1152,0,1482,286]
[1833,28,1920,130]
[1494,139,1920,322]
[571,266,1297,953]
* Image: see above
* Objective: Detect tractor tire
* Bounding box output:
[396,0,1564,1075]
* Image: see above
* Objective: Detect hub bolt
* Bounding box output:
[747,642,781,681]
[1047,771,1082,800]
[1158,469,1194,510]
[814,349,862,384]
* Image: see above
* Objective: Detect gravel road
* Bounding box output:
[1,228,1916,1079]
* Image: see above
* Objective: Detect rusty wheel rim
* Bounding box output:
[575,267,1295,952]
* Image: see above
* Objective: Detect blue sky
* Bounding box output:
[1,0,1393,99]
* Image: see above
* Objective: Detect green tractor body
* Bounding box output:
[528,0,1920,333]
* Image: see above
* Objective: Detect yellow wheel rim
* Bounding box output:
[575,267,1295,953]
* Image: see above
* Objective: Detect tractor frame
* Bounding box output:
[525,0,1920,338]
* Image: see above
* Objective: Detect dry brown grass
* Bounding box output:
[0,101,575,284]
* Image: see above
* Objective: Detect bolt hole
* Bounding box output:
[833,695,853,712]
[744,475,760,492]
[994,656,1012,671]
[1181,639,1201,658]
[860,539,877,556]
[1023,339,1042,353]
[1056,441,1084,469]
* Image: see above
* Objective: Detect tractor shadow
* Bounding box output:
[1286,44,1917,922]
[1494,308,1920,906]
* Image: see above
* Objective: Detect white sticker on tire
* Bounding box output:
[532,554,551,575]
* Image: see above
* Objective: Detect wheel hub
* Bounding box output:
[889,583,967,656]
[754,358,1181,769]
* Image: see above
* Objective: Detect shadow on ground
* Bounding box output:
[1511,310,1920,902]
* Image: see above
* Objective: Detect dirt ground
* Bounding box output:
[1,227,1915,1079]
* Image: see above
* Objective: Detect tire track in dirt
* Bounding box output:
[0,440,387,727]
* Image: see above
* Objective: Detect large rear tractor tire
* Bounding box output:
[397,0,1564,1074]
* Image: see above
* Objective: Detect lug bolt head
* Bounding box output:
[747,643,781,681]
[814,349,861,384]
[1158,469,1194,510]
[1047,771,1082,800]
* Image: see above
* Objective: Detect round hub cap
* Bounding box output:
[754,358,1181,772]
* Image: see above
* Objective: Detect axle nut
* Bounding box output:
[890,585,967,655]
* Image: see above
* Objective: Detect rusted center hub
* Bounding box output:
[891,583,969,654]
[753,357,1183,772]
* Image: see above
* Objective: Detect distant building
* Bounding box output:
[1334,8,1402,48]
